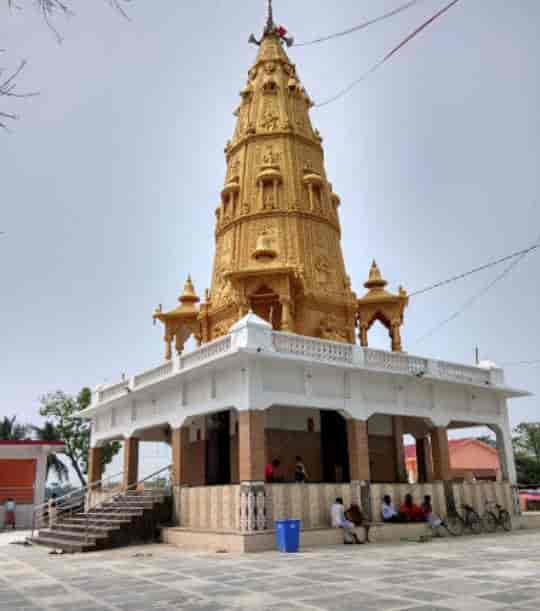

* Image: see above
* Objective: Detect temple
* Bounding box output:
[81,4,529,551]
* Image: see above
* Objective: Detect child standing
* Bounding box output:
[4,498,16,530]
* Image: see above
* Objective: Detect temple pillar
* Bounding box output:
[238,410,266,482]
[391,321,402,352]
[347,419,371,482]
[359,323,368,348]
[431,427,451,481]
[393,416,407,482]
[280,298,292,332]
[122,437,139,491]
[88,446,103,488]
[171,426,190,486]
[165,335,172,361]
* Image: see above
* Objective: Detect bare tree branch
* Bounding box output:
[0,57,38,129]
[2,0,131,129]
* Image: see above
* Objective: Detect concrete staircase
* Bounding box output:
[30,489,172,553]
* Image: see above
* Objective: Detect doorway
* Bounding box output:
[205,411,231,485]
[250,285,282,330]
[320,411,350,483]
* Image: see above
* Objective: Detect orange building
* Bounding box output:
[405,438,501,483]
[0,440,65,529]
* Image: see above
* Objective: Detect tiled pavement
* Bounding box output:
[1,530,540,610]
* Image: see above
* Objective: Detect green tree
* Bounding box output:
[30,421,69,482]
[513,422,540,486]
[39,388,121,487]
[513,422,540,463]
[0,415,27,440]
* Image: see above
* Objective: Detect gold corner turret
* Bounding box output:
[357,262,409,353]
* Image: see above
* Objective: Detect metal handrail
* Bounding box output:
[79,464,172,547]
[31,470,125,537]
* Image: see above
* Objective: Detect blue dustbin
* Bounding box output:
[275,519,301,553]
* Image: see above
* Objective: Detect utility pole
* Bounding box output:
[475,346,480,365]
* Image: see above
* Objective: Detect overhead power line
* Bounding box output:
[295,0,425,47]
[501,360,540,367]
[413,231,540,345]
[315,0,461,108]
[410,243,540,298]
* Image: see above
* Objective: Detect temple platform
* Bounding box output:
[162,522,436,553]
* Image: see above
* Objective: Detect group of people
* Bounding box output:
[382,493,443,528]
[265,456,308,483]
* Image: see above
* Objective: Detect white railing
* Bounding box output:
[133,361,174,389]
[431,360,491,386]
[364,348,428,375]
[98,381,129,403]
[94,327,505,409]
[179,335,232,370]
[273,332,354,364]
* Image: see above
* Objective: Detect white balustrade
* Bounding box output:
[434,360,491,386]
[364,348,428,376]
[273,332,354,364]
[133,361,174,388]
[179,335,232,370]
[98,381,128,403]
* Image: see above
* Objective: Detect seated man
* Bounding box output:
[331,497,363,544]
[399,493,425,522]
[421,495,443,529]
[381,495,401,523]
[265,458,283,483]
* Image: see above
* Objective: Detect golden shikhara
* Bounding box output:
[154,16,408,359]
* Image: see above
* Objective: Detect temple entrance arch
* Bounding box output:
[249,285,282,330]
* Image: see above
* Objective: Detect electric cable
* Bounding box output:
[315,0,461,108]
[295,0,426,47]
[409,243,540,298]
[500,360,540,367]
[413,231,540,345]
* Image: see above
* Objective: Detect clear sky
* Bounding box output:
[1,0,539,465]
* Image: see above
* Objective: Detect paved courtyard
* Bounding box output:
[1,530,540,610]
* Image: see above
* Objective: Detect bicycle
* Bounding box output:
[445,504,483,536]
[481,501,512,533]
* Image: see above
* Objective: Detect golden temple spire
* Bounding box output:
[364,260,388,291]
[179,275,199,305]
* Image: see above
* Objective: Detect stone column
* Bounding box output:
[171,426,190,487]
[122,437,140,491]
[88,446,103,488]
[238,410,265,482]
[415,437,427,483]
[393,416,407,482]
[431,427,451,481]
[347,419,371,483]
[238,410,266,532]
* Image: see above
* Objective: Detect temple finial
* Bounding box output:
[265,0,275,33]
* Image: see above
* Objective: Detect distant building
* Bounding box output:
[0,440,65,529]
[405,438,501,483]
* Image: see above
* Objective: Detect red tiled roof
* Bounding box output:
[404,438,486,461]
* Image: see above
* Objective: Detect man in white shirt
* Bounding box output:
[330,498,361,544]
[381,495,400,522]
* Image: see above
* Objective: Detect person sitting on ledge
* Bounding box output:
[421,495,444,530]
[381,495,401,523]
[399,493,424,522]
[331,497,363,544]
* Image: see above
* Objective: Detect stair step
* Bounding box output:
[29,536,91,553]
[38,529,107,542]
[52,523,120,534]
[61,517,132,525]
